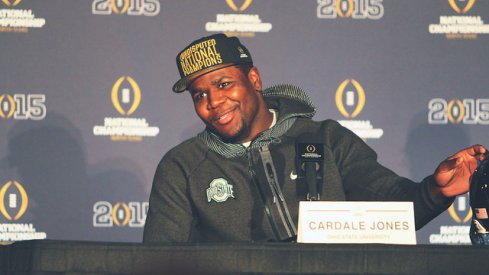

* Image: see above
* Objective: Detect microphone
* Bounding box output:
[295,134,324,201]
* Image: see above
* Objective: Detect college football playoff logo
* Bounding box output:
[335,79,366,118]
[448,0,476,14]
[0,181,28,221]
[225,0,253,12]
[1,0,22,7]
[111,76,141,116]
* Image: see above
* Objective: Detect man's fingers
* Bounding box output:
[446,145,486,167]
[437,157,460,173]
[482,149,489,160]
[464,144,486,157]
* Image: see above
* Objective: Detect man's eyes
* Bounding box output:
[194,92,207,101]
[192,82,233,101]
[218,82,230,89]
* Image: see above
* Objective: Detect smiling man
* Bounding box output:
[143,33,486,243]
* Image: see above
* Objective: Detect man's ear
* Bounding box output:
[248,66,262,92]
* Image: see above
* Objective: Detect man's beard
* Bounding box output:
[210,120,250,144]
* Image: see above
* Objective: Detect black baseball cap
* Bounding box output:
[172,33,253,93]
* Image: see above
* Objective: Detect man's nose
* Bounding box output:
[207,89,225,109]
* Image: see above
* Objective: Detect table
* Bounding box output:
[2,240,489,274]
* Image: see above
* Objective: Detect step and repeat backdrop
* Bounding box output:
[1,0,488,244]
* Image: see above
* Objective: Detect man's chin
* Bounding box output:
[211,128,246,144]
[218,133,241,144]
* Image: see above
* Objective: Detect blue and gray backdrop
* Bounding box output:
[1,0,488,244]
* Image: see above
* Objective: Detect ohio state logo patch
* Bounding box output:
[206,178,235,203]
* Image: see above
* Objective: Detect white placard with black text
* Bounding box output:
[297,201,416,244]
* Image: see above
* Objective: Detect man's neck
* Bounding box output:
[242,109,277,147]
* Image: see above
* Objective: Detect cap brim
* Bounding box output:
[172,63,244,93]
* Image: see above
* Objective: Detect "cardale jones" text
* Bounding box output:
[309,220,410,231]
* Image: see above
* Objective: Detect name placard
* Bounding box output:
[297,201,416,244]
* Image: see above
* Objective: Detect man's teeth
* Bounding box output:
[217,112,230,121]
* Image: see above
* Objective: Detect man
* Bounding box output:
[143,33,486,243]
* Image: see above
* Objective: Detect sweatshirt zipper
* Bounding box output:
[259,146,297,239]
[246,147,282,239]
